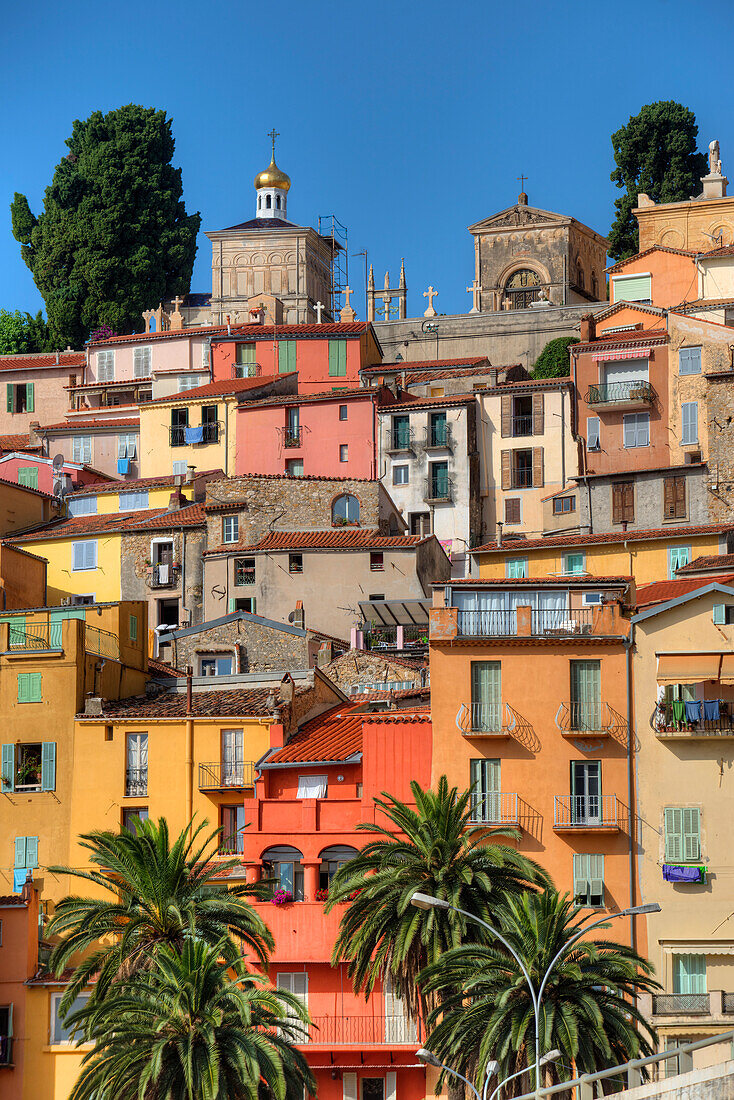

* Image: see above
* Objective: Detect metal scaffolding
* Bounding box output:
[317,214,348,320]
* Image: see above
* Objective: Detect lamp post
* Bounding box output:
[411,892,660,1094]
[416,1048,499,1100]
[486,1050,561,1100]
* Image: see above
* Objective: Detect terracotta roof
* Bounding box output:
[606,245,698,274]
[142,376,283,405]
[68,377,153,390]
[571,462,706,481]
[491,376,572,389]
[677,554,734,575]
[377,393,477,411]
[402,365,497,385]
[573,329,669,354]
[0,434,40,453]
[700,245,734,259]
[671,298,734,311]
[206,530,426,555]
[363,709,431,723]
[43,417,139,432]
[472,522,734,555]
[147,658,188,678]
[0,895,28,906]
[362,357,489,374]
[0,351,85,372]
[10,502,206,543]
[596,301,666,320]
[89,322,369,347]
[349,686,430,703]
[636,574,734,607]
[70,470,223,497]
[307,628,350,649]
[238,387,375,409]
[265,706,363,765]
[446,575,632,586]
[0,474,56,500]
[330,649,426,672]
[79,686,281,719]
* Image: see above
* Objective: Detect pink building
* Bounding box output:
[0,352,85,437]
[0,452,106,495]
[236,387,395,478]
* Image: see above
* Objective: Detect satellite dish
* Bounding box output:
[52,454,65,470]
[53,479,63,498]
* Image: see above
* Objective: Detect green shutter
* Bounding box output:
[2,743,14,792]
[589,854,604,905]
[6,384,13,413]
[471,661,501,730]
[573,854,589,905]
[329,341,347,377]
[613,275,651,303]
[25,836,38,868]
[570,661,601,730]
[228,598,236,613]
[26,383,34,413]
[714,604,726,625]
[18,467,38,488]
[664,807,683,862]
[683,808,701,861]
[17,674,28,704]
[14,837,26,868]
[41,742,56,792]
[674,953,707,995]
[129,614,138,642]
[278,341,296,374]
[18,672,41,703]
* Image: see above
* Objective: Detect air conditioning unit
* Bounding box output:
[61,596,72,606]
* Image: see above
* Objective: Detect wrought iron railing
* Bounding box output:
[232,363,262,378]
[512,415,534,437]
[723,993,734,1013]
[364,624,428,649]
[510,466,534,489]
[586,380,654,406]
[423,425,453,450]
[652,702,734,736]
[555,700,615,734]
[147,564,179,589]
[653,993,710,1016]
[457,610,517,636]
[469,792,518,826]
[199,761,255,790]
[169,423,221,446]
[554,794,618,828]
[282,428,303,448]
[201,421,221,444]
[424,475,453,503]
[469,701,503,733]
[306,1015,419,1045]
[386,428,414,452]
[4,624,52,649]
[455,607,602,637]
[85,625,121,661]
[170,425,186,447]
[235,567,256,586]
[125,768,148,797]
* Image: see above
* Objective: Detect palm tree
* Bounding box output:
[325,776,548,1023]
[420,889,659,1094]
[64,938,315,1100]
[47,816,274,1012]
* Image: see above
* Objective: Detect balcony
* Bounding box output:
[469,792,519,826]
[555,701,617,737]
[85,625,120,661]
[232,363,262,378]
[509,467,534,489]
[169,422,221,447]
[199,762,255,790]
[586,380,655,411]
[2,624,56,651]
[364,624,428,652]
[282,428,303,449]
[125,768,148,797]
[653,994,711,1016]
[306,1015,420,1045]
[455,607,617,639]
[385,428,414,454]
[424,475,454,504]
[235,568,256,586]
[653,702,734,739]
[423,425,453,451]
[553,794,620,831]
[146,564,179,590]
[512,415,533,437]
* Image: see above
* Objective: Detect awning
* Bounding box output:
[358,598,430,627]
[656,654,722,684]
[720,654,734,685]
[591,347,651,361]
[664,943,734,956]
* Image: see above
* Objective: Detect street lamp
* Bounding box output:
[486,1049,561,1100]
[410,893,660,1093]
[416,1048,499,1100]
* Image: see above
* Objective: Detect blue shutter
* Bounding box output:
[41,743,56,792]
[2,744,14,792]
[679,348,701,375]
[14,837,26,867]
[714,604,726,625]
[682,402,698,445]
[25,837,38,868]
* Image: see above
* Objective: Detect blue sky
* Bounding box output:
[2,0,733,325]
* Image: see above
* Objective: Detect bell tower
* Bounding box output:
[254,129,291,221]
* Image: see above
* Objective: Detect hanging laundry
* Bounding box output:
[703,698,721,721]
[157,563,170,585]
[117,458,129,475]
[671,699,685,724]
[185,425,204,444]
[685,700,702,723]
[663,864,706,883]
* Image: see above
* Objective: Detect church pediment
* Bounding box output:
[469,205,570,233]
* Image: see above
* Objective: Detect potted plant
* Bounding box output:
[314,887,329,902]
[16,755,41,787]
[272,889,293,905]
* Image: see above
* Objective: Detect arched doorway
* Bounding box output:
[505,268,542,309]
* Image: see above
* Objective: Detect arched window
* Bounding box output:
[258,195,262,210]
[262,845,304,900]
[319,845,359,890]
[276,195,281,210]
[332,493,360,525]
[591,273,598,299]
[266,194,272,209]
[504,268,541,309]
[577,266,585,291]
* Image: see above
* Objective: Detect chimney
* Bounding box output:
[55,350,60,365]
[290,600,305,629]
[186,667,193,715]
[84,695,103,716]
[496,521,504,548]
[167,489,186,511]
[580,313,596,343]
[186,465,196,484]
[28,421,41,448]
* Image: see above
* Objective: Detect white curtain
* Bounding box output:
[535,590,568,631]
[455,589,507,635]
[297,774,327,798]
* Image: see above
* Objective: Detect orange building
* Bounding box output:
[607,246,699,310]
[0,882,39,1097]
[429,578,641,947]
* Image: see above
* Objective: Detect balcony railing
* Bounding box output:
[423,425,453,451]
[469,792,518,826]
[723,993,734,1013]
[456,607,601,638]
[653,702,734,738]
[653,993,710,1016]
[468,701,503,733]
[282,428,303,448]
[232,363,262,378]
[235,568,256,586]
[169,423,221,447]
[125,768,148,797]
[424,475,454,503]
[510,466,534,489]
[364,623,428,650]
[512,415,534,437]
[586,380,655,407]
[554,794,619,829]
[199,761,255,790]
[85,625,120,661]
[147,564,179,589]
[386,428,414,453]
[170,425,186,447]
[218,838,245,856]
[0,1036,13,1065]
[306,1015,420,1045]
[4,624,53,649]
[555,700,616,735]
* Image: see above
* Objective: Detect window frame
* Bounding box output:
[505,557,528,579]
[679,347,702,376]
[72,540,98,572]
[72,436,92,464]
[289,553,303,574]
[563,552,586,576]
[50,992,92,1045]
[392,464,409,486]
[222,515,239,544]
[623,413,650,449]
[681,401,699,446]
[668,546,691,578]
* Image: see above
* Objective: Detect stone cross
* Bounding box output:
[423,286,438,317]
[314,301,325,324]
[466,280,481,313]
[172,294,183,313]
[343,285,353,309]
[339,286,357,323]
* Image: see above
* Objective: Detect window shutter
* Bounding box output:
[612,484,622,524]
[6,385,13,413]
[17,675,28,704]
[664,807,683,862]
[532,447,544,488]
[714,604,726,625]
[2,744,14,792]
[587,418,600,449]
[663,478,675,519]
[682,402,698,445]
[228,598,236,613]
[29,673,41,701]
[25,837,38,868]
[613,274,651,303]
[501,396,512,437]
[532,392,544,434]
[674,477,686,518]
[41,742,56,792]
[623,482,634,522]
[573,853,589,904]
[292,972,308,1001]
[14,837,26,868]
[683,808,701,861]
[589,853,604,905]
[501,450,511,490]
[386,1072,397,1100]
[623,416,635,448]
[26,383,34,413]
[343,1074,358,1100]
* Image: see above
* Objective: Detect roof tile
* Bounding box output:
[206,529,426,554]
[473,522,734,555]
[677,553,734,574]
[10,502,206,543]
[79,686,281,719]
[636,574,734,607]
[89,322,369,347]
[0,352,85,372]
[265,706,364,764]
[142,375,283,406]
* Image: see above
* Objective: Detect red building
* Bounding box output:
[243,703,432,1100]
[211,322,383,394]
[0,451,106,495]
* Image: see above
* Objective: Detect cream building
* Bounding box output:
[632,580,734,1066]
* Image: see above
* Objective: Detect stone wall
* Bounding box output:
[705,377,734,524]
[578,466,710,533]
[323,649,425,692]
[121,526,205,627]
[165,613,312,675]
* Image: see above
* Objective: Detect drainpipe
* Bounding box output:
[185,666,194,824]
[180,528,189,628]
[625,629,636,951]
[224,399,229,476]
[560,388,566,490]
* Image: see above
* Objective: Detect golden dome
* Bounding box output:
[254,156,291,193]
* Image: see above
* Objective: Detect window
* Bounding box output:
[391,415,411,449]
[201,404,218,443]
[623,413,649,448]
[6,382,34,414]
[339,444,349,463]
[370,552,384,571]
[664,476,687,520]
[570,660,601,731]
[221,728,244,784]
[469,758,501,819]
[612,481,634,524]
[612,273,652,304]
[504,498,521,525]
[200,655,233,676]
[118,433,137,460]
[392,464,409,486]
[50,992,91,1044]
[328,340,347,377]
[505,267,542,308]
[583,592,603,606]
[297,774,328,799]
[119,490,149,511]
[319,845,358,889]
[410,512,431,536]
[122,807,148,834]
[681,402,698,445]
[285,459,304,477]
[276,972,308,1014]
[587,417,600,451]
[553,496,575,515]
[235,558,255,585]
[673,954,707,996]
[129,614,138,642]
[679,347,702,375]
[222,516,239,543]
[97,350,115,381]
[2,742,55,792]
[573,854,605,907]
[235,343,257,372]
[339,404,348,421]
[277,340,296,374]
[72,540,97,571]
[668,546,691,578]
[429,411,449,447]
[289,553,303,574]
[178,375,202,392]
[72,436,92,464]
[564,552,585,575]
[713,604,734,625]
[13,835,38,891]
[17,673,42,703]
[428,460,450,500]
[664,807,701,861]
[231,597,256,613]
[126,733,148,796]
[72,594,93,606]
[221,804,245,853]
[430,386,445,397]
[68,495,97,516]
[506,557,528,579]
[17,466,38,490]
[570,760,601,824]
[172,461,187,476]
[263,845,304,899]
[332,493,360,524]
[470,663,501,732]
[133,346,151,378]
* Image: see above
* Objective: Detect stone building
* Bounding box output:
[636,139,734,252]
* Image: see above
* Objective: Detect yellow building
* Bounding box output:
[64,469,223,518]
[472,523,734,587]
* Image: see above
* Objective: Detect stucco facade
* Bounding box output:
[0,353,85,438]
[607,247,699,310]
[576,465,710,535]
